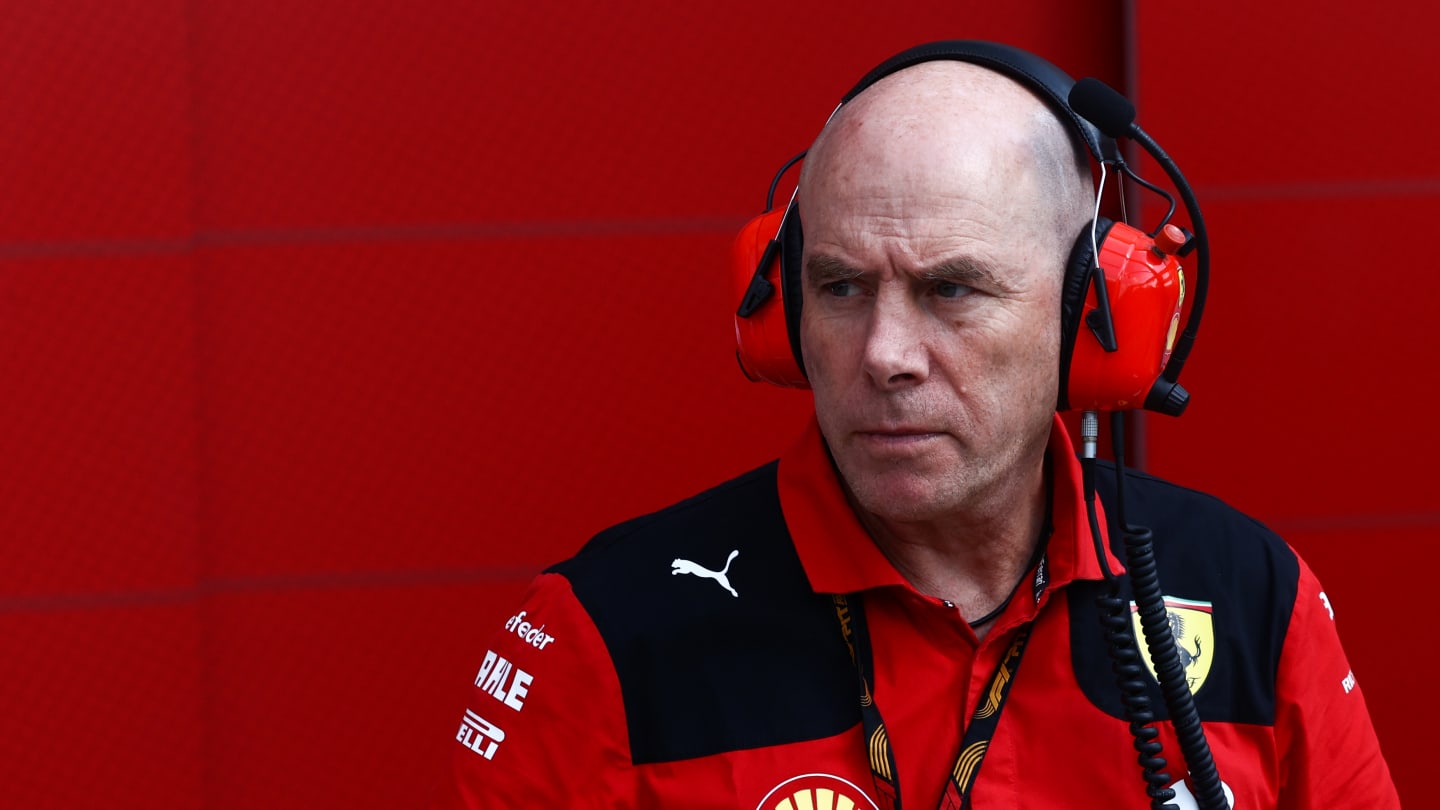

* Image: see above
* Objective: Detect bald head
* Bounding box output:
[798,61,1092,265]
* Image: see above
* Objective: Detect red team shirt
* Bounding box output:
[432,416,1399,809]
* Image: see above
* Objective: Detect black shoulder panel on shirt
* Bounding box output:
[547,462,858,765]
[1067,461,1301,726]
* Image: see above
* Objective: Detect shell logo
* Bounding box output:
[754,774,879,810]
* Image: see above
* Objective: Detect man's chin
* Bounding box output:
[845,476,957,525]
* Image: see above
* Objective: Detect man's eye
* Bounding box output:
[824,281,861,297]
[934,281,971,299]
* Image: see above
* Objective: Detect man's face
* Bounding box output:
[798,107,1065,524]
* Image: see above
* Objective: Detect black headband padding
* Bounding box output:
[779,208,807,379]
[1057,217,1116,411]
[840,40,1119,165]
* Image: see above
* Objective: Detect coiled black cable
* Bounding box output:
[1108,412,1227,810]
[1098,580,1176,807]
[1081,414,1176,808]
[1099,575,1177,806]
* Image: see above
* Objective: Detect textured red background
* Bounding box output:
[1,2,1431,807]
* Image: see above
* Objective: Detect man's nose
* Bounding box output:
[861,294,930,389]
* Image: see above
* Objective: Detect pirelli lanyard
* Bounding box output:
[831,592,1035,810]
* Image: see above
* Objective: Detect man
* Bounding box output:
[432,44,1398,809]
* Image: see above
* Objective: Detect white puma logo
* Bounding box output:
[670,550,740,597]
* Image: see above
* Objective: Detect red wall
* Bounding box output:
[1,1,1426,807]
[1135,3,1439,804]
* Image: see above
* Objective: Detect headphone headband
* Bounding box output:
[841,40,1121,166]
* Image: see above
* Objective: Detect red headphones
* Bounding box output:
[731,41,1208,416]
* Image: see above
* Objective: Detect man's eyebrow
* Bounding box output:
[804,254,864,284]
[804,253,1011,291]
[919,258,1006,290]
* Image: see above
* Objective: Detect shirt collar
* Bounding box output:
[776,413,1125,596]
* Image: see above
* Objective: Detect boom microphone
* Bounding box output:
[1069,77,1136,139]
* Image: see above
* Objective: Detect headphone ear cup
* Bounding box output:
[731,205,810,388]
[1060,218,1187,412]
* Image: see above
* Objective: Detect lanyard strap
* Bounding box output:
[832,593,1035,810]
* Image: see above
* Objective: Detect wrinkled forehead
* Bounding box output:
[797,61,1083,249]
[806,62,1045,172]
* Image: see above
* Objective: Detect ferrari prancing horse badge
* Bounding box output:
[1130,596,1215,695]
